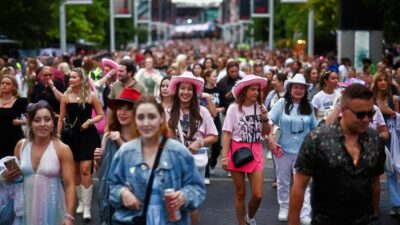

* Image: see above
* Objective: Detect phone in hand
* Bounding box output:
[4,158,21,172]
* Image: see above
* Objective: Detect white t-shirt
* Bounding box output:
[165,106,218,147]
[222,103,263,142]
[311,90,341,121]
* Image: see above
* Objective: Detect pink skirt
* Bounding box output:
[228,140,263,173]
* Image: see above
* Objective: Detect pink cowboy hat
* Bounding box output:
[232,74,267,99]
[337,77,366,88]
[101,58,119,70]
[169,71,204,95]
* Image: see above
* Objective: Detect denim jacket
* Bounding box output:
[108,137,206,224]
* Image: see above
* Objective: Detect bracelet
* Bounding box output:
[64,213,75,221]
[51,86,57,91]
[87,119,93,126]
[222,157,228,161]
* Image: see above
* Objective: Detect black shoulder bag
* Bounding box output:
[230,103,256,167]
[131,136,168,225]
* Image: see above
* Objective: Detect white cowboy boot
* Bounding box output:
[82,184,93,222]
[76,185,83,214]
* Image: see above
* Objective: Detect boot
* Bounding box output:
[82,184,93,222]
[76,185,83,214]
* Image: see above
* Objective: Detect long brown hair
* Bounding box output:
[168,82,202,140]
[108,102,134,132]
[235,84,262,112]
[371,72,392,101]
[132,96,168,139]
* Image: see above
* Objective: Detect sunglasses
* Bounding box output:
[26,100,50,113]
[345,107,375,119]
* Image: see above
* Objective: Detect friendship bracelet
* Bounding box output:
[64,213,75,221]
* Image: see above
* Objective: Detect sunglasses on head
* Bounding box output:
[345,107,375,119]
[26,100,50,113]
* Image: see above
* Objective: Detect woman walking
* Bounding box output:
[165,71,218,225]
[221,75,270,225]
[268,74,318,224]
[94,87,141,225]
[108,96,205,225]
[57,68,104,222]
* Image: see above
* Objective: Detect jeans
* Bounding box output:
[276,152,311,219]
[387,171,400,207]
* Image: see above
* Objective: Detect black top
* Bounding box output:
[31,80,65,114]
[0,98,27,158]
[295,123,385,225]
[216,76,241,110]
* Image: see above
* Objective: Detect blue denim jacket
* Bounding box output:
[108,137,206,224]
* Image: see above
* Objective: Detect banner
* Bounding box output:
[239,0,251,21]
[137,0,150,23]
[252,0,269,17]
[114,0,132,18]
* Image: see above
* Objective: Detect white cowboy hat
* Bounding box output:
[284,73,310,90]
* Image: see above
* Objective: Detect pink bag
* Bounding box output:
[92,109,106,135]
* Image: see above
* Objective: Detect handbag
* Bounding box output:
[131,137,167,225]
[62,94,82,138]
[230,103,256,167]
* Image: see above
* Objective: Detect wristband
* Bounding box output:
[64,213,75,221]
[222,157,228,161]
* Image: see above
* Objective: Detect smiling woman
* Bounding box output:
[107,96,205,225]
[4,101,75,225]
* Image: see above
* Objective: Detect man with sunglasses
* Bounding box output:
[289,83,386,225]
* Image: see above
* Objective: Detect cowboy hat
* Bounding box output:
[284,73,310,90]
[169,71,204,95]
[108,87,141,110]
[232,74,267,99]
[101,58,119,71]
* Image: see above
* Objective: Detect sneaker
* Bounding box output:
[278,208,288,222]
[204,178,210,185]
[226,172,231,177]
[245,213,257,225]
[300,216,311,225]
[390,207,399,216]
[210,167,216,175]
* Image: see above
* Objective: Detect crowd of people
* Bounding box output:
[0,38,399,225]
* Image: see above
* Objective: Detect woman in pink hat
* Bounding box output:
[165,71,218,225]
[221,74,270,225]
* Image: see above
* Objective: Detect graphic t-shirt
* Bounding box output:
[223,103,263,143]
[311,90,340,122]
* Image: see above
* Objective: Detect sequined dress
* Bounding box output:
[20,141,66,225]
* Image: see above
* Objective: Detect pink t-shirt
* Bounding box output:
[165,106,218,147]
[223,103,263,142]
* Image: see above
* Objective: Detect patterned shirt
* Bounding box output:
[295,122,385,225]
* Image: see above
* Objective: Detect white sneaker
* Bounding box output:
[226,172,231,177]
[300,216,311,225]
[245,213,257,225]
[278,208,288,222]
[204,178,210,185]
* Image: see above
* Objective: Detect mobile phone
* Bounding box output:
[4,158,21,172]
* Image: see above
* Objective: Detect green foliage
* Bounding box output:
[0,0,54,48]
[48,0,108,47]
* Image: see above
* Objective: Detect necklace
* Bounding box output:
[1,97,14,106]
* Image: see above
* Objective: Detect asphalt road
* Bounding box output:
[75,157,400,225]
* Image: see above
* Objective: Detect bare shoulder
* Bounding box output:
[53,139,72,157]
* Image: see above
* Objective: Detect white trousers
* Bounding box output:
[276,152,311,219]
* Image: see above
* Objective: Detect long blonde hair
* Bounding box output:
[66,68,91,108]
